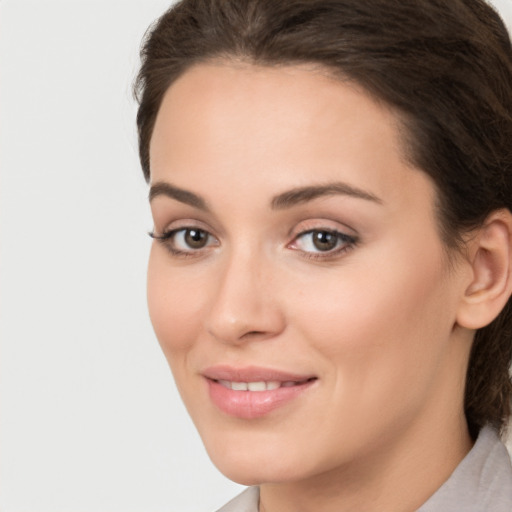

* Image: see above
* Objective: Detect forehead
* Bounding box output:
[149,62,434,212]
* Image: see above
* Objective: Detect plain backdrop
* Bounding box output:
[1,1,511,511]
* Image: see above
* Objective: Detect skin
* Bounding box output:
[147,63,476,512]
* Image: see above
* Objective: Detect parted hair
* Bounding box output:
[134,0,512,437]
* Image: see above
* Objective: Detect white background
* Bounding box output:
[1,1,511,511]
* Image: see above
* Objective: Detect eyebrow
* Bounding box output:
[149,180,382,211]
[149,182,210,211]
[270,182,383,209]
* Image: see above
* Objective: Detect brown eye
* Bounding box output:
[311,230,338,251]
[149,226,218,256]
[184,228,208,249]
[290,228,357,257]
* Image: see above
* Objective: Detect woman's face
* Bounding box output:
[147,63,471,485]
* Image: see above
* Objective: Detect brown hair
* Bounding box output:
[134,0,512,437]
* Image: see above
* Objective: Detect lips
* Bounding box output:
[202,366,317,419]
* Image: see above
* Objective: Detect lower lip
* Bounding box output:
[206,379,315,419]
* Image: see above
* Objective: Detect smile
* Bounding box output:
[202,366,317,419]
[217,380,311,391]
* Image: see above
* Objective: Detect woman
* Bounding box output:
[134,0,512,510]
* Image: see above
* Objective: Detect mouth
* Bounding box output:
[202,366,318,419]
[214,378,316,392]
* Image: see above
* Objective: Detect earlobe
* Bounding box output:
[456,209,512,330]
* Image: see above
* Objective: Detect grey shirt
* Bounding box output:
[216,426,512,511]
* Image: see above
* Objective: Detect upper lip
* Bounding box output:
[202,365,316,383]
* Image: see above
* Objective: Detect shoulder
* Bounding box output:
[215,487,259,512]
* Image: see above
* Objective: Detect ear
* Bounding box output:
[456,209,512,330]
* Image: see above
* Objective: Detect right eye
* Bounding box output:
[149,227,218,255]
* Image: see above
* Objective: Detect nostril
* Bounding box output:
[241,330,267,339]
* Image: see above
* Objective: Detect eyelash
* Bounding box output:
[149,228,218,258]
[148,227,358,260]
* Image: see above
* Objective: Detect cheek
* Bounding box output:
[146,247,204,359]
[274,248,457,460]
[289,242,455,401]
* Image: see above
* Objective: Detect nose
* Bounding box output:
[204,249,286,345]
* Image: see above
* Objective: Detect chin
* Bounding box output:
[202,436,314,486]
[213,460,297,487]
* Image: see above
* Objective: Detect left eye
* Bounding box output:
[292,229,354,253]
[174,228,210,249]
[150,227,218,254]
[170,228,218,251]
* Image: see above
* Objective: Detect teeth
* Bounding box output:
[217,380,299,391]
[247,381,266,392]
